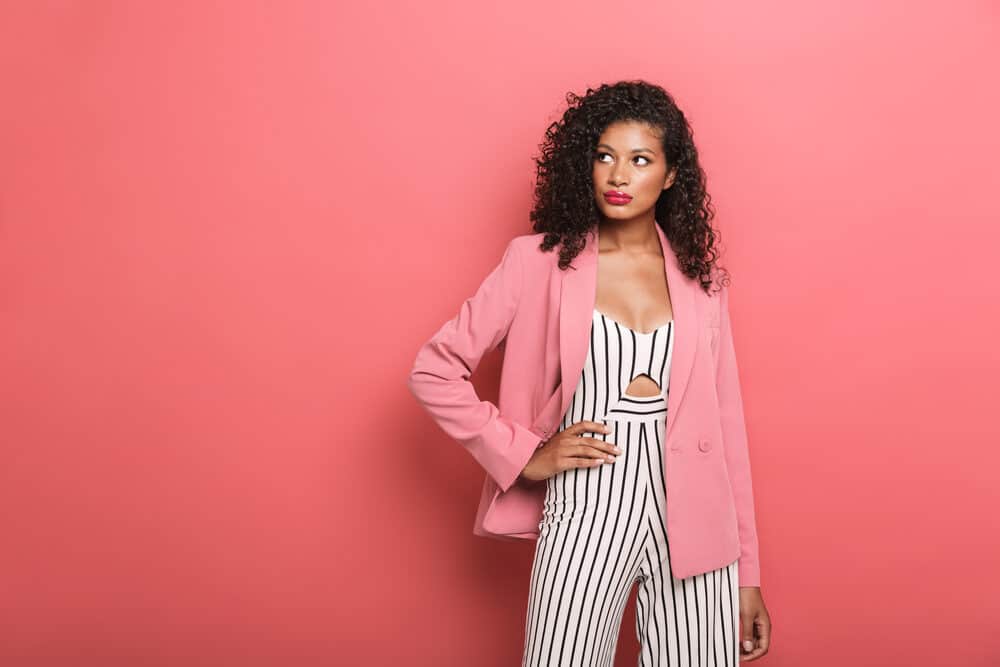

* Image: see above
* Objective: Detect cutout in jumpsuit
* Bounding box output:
[522,308,740,667]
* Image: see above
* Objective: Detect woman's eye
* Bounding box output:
[596,152,612,163]
[635,156,650,166]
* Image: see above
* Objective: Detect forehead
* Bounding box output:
[597,120,663,150]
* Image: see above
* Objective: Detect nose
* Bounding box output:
[609,165,628,187]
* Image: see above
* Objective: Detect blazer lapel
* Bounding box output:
[557,226,598,428]
[557,222,696,442]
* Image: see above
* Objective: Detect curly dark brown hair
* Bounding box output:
[529,79,729,294]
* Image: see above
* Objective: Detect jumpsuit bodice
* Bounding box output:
[558,307,675,429]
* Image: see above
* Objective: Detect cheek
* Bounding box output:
[591,164,604,184]
[638,172,668,197]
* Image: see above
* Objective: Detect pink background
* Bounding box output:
[2,1,999,665]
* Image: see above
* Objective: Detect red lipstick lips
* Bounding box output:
[603,190,632,205]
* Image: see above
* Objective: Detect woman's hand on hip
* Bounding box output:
[519,421,619,483]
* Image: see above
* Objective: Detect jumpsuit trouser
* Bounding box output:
[521,391,740,667]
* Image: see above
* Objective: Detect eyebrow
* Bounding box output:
[595,143,656,155]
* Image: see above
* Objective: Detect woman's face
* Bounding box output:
[592,120,676,223]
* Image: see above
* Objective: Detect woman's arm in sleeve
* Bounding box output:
[716,284,762,587]
[406,238,543,494]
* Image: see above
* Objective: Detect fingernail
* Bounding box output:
[742,640,753,652]
[614,447,622,454]
[606,456,615,463]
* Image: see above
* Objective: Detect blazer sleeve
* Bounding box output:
[406,238,543,494]
[716,284,762,587]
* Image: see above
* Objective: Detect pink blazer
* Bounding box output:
[407,223,762,587]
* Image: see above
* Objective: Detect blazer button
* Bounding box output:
[698,438,712,452]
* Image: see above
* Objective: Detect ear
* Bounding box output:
[663,167,678,190]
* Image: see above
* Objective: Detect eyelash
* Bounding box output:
[596,152,650,166]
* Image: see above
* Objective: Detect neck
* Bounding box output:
[596,215,661,254]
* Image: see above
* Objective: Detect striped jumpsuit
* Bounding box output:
[522,308,740,667]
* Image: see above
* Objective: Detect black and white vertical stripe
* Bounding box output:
[565,309,674,423]
[522,309,739,666]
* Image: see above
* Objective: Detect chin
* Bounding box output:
[598,205,628,218]
[599,205,646,221]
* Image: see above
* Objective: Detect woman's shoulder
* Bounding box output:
[506,232,560,272]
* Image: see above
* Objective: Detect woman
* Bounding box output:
[407,80,771,665]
